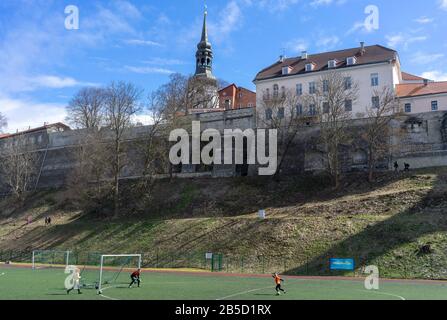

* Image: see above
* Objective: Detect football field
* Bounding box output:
[1,265,447,300]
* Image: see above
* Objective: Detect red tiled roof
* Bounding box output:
[0,122,70,140]
[396,82,447,98]
[254,45,397,81]
[402,72,426,81]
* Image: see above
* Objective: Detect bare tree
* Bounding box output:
[362,86,399,182]
[0,112,7,133]
[66,87,106,129]
[258,87,306,177]
[103,81,142,217]
[186,76,220,111]
[0,134,40,201]
[307,71,359,188]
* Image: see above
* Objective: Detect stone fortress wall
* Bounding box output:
[0,107,446,193]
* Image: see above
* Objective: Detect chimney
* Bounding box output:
[301,51,308,60]
[360,42,365,55]
[279,55,285,63]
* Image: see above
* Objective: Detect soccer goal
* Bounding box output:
[97,254,142,294]
[32,250,72,270]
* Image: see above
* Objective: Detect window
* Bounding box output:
[371,73,379,87]
[282,66,291,75]
[281,86,286,98]
[273,84,279,98]
[345,99,353,112]
[372,96,380,108]
[431,101,438,111]
[248,103,254,108]
[344,77,352,90]
[404,103,412,113]
[347,56,357,66]
[265,88,270,100]
[305,63,314,72]
[323,80,329,93]
[265,108,273,120]
[309,82,316,94]
[296,83,303,96]
[328,60,337,69]
[296,104,303,115]
[278,107,285,119]
[309,104,317,116]
[224,99,231,110]
[323,102,330,114]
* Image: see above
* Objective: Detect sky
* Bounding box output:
[0,0,446,133]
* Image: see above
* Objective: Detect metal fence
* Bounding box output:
[2,249,446,280]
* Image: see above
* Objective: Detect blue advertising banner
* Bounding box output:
[330,258,355,271]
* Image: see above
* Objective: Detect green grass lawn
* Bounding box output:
[1,265,447,300]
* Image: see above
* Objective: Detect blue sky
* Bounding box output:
[1,0,446,132]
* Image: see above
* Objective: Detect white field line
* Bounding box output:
[99,285,121,301]
[356,289,406,300]
[216,286,273,300]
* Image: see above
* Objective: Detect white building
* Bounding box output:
[253,43,447,120]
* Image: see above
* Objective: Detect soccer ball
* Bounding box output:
[98,290,102,295]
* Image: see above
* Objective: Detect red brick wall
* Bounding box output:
[219,85,256,110]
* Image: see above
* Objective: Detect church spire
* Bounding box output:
[195,6,214,79]
[201,7,208,43]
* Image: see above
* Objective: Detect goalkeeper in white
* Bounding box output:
[67,267,82,295]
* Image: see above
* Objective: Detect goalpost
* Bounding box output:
[97,254,142,294]
[32,250,72,269]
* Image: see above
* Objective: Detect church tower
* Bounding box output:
[190,6,220,111]
[195,9,215,79]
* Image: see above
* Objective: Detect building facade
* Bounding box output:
[254,43,447,122]
[219,84,256,110]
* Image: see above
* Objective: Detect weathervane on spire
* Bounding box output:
[204,0,208,14]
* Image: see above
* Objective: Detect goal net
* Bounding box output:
[32,250,72,269]
[88,254,142,294]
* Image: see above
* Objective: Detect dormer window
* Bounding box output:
[282,66,292,75]
[305,63,315,72]
[347,56,357,66]
[328,60,337,69]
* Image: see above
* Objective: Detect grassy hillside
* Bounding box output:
[1,168,447,279]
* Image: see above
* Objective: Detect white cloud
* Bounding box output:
[346,21,376,35]
[421,71,447,81]
[124,39,162,47]
[124,66,174,75]
[414,16,434,24]
[0,95,67,133]
[440,0,447,10]
[285,39,308,54]
[385,33,427,49]
[142,58,185,66]
[209,1,243,43]
[242,0,299,12]
[316,35,340,50]
[410,52,445,65]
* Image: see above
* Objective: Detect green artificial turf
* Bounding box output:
[1,265,447,300]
